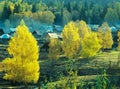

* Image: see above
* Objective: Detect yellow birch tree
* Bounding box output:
[62,21,80,59]
[117,31,120,50]
[81,32,101,58]
[97,22,113,49]
[48,38,61,60]
[2,20,40,84]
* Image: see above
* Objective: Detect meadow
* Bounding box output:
[0,43,120,89]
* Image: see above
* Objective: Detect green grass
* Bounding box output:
[0,44,120,88]
[39,50,120,88]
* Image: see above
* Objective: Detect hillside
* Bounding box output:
[1,0,120,5]
[22,0,120,5]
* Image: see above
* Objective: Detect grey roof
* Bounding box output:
[31,23,53,35]
[47,33,58,39]
[0,27,16,34]
[110,26,118,32]
[39,24,53,33]
[89,24,99,30]
[10,28,16,32]
[0,34,11,39]
[2,27,11,34]
[34,30,42,36]
[54,25,63,32]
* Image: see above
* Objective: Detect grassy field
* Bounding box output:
[0,44,120,88]
[38,50,120,88]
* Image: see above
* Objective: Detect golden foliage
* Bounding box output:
[62,21,80,58]
[81,32,101,58]
[48,38,61,60]
[0,62,3,72]
[2,20,40,84]
[23,11,33,18]
[97,22,113,49]
[75,20,91,38]
[9,4,14,13]
[62,20,101,58]
[117,31,120,50]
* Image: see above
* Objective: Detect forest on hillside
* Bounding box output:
[0,0,120,28]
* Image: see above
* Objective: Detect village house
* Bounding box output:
[89,24,99,31]
[40,32,62,52]
[46,33,58,40]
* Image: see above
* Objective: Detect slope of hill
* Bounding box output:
[1,0,119,5]
[23,0,120,5]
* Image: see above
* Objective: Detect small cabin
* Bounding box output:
[89,24,99,31]
[46,33,58,41]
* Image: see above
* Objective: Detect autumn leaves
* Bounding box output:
[49,21,114,59]
[62,21,101,58]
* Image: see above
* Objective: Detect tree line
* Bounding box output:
[0,0,120,26]
[49,21,114,59]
